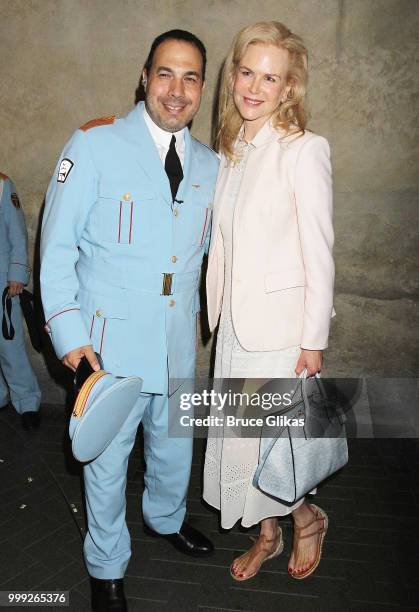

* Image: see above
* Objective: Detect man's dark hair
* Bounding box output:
[144,29,207,81]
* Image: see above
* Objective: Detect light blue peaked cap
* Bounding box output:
[69,371,142,462]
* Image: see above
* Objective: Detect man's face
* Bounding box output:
[143,39,205,132]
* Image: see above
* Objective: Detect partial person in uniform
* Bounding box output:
[204,21,335,581]
[41,30,218,612]
[0,173,41,430]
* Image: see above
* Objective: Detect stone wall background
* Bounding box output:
[0,0,417,403]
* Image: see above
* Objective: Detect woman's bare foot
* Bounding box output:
[230,518,283,580]
[288,502,328,577]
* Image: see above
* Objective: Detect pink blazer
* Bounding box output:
[206,121,335,351]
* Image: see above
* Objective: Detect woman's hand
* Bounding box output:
[295,349,323,377]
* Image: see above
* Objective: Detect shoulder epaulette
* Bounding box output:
[0,172,8,181]
[79,115,116,132]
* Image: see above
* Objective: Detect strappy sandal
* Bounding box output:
[289,503,328,580]
[230,526,284,581]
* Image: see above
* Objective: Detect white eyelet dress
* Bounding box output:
[203,141,306,529]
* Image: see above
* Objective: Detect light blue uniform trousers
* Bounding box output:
[0,294,41,413]
[83,389,192,579]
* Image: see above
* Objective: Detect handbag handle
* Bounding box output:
[299,369,328,415]
[2,287,15,340]
[300,369,346,427]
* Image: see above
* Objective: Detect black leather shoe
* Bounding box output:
[90,577,127,612]
[148,522,214,557]
[0,403,10,411]
[21,411,40,430]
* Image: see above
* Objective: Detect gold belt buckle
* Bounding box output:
[161,273,174,296]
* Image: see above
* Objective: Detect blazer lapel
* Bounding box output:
[122,103,172,205]
[207,156,230,264]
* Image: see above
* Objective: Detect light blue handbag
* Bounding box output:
[253,372,348,505]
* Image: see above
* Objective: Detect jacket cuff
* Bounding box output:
[8,262,30,285]
[301,340,329,351]
[300,306,336,350]
[45,308,90,359]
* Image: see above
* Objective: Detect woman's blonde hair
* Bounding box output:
[217,21,308,160]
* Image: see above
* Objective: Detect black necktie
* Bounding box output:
[165,135,183,201]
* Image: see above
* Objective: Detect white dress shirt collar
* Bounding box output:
[143,105,185,166]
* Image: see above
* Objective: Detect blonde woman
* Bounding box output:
[203,21,335,580]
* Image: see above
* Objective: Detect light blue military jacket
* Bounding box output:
[0,174,30,285]
[41,103,219,393]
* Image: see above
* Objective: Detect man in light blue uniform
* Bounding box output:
[0,173,41,430]
[41,30,218,611]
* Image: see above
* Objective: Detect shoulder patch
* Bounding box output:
[57,158,74,183]
[0,171,8,181]
[79,115,116,132]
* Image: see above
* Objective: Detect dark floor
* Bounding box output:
[0,404,418,612]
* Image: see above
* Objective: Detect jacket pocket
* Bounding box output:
[97,189,154,245]
[79,289,128,357]
[264,268,306,293]
[78,289,128,320]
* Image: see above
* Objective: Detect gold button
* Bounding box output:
[171,255,177,263]
[95,309,102,317]
[123,192,131,201]
[169,300,176,307]
[173,209,179,217]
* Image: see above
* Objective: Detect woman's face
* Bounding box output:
[233,43,290,137]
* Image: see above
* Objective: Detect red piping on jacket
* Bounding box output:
[89,315,95,338]
[46,308,80,325]
[200,209,209,246]
[118,202,122,243]
[99,319,107,355]
[129,202,133,244]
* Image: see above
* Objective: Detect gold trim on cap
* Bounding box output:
[72,370,108,418]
